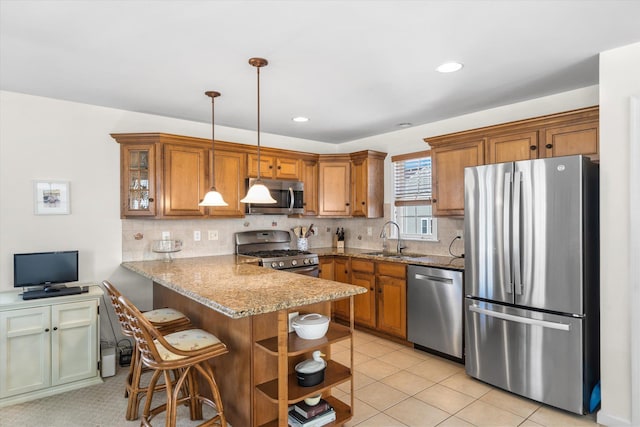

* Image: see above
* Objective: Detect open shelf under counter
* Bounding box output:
[256,360,351,404]
[255,322,352,356]
[259,395,353,427]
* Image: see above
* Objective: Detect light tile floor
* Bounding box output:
[1,329,601,426]
[333,330,601,427]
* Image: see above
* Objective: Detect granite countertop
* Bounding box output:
[121,255,366,319]
[313,247,465,270]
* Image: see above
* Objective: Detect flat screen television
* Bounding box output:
[13,251,79,289]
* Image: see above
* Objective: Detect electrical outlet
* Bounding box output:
[194,230,201,241]
[161,231,170,240]
[208,230,219,241]
[456,229,464,239]
[367,227,373,236]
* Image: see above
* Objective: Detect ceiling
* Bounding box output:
[2,1,640,144]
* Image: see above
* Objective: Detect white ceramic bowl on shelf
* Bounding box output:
[291,313,329,339]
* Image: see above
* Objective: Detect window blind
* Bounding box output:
[392,152,432,206]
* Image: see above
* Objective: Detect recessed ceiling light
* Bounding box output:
[436,62,464,73]
[292,116,309,123]
[397,122,413,128]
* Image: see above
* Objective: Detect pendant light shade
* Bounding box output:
[199,90,228,207]
[241,57,277,204]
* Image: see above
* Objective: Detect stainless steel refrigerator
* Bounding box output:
[464,155,599,415]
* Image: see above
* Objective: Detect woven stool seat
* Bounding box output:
[118,294,228,427]
[103,280,191,420]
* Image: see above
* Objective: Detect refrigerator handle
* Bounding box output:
[503,172,513,294]
[469,305,570,331]
[513,171,523,295]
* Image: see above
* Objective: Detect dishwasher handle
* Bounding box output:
[413,273,454,285]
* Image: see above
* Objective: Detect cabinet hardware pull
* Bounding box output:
[345,202,350,206]
[277,166,281,169]
[361,201,365,205]
[148,198,154,202]
[432,199,437,203]
[45,328,50,332]
[53,327,58,331]
[530,145,536,150]
[545,143,553,149]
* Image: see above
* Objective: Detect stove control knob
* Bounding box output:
[278,261,285,267]
[303,258,310,265]
[271,262,278,268]
[291,260,298,266]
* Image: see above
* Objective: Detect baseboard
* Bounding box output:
[597,410,631,426]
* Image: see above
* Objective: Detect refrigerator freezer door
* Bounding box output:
[465,299,586,414]
[515,156,585,314]
[464,162,515,303]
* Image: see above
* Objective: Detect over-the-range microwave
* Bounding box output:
[245,178,304,215]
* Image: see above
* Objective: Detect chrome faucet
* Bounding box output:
[379,220,403,254]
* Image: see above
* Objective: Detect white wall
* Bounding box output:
[598,41,640,426]
[0,90,333,292]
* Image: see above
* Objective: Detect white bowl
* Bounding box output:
[304,394,322,406]
[291,313,329,339]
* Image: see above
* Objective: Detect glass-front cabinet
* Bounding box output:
[121,144,156,216]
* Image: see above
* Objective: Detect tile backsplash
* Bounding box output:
[122,204,464,262]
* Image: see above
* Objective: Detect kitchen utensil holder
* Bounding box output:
[297,237,309,251]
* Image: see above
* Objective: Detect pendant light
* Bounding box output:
[199,90,228,206]
[240,57,277,204]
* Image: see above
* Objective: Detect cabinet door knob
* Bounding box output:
[44,328,50,332]
[361,201,366,205]
[269,165,273,169]
[545,144,553,149]
[345,202,350,206]
[148,198,154,202]
[53,327,58,331]
[432,199,437,203]
[370,287,374,291]
[530,145,537,151]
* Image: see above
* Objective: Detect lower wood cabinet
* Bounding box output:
[0,287,103,406]
[320,256,407,339]
[376,262,407,339]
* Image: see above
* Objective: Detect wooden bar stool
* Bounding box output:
[102,280,192,420]
[118,294,228,427]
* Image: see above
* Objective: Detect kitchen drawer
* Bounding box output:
[351,259,374,273]
[376,262,406,278]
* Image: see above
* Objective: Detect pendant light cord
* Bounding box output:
[205,91,221,191]
[256,65,261,181]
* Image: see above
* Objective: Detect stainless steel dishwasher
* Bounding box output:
[407,265,463,360]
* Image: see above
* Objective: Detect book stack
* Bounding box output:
[288,399,336,427]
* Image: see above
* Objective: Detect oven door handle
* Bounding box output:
[290,265,319,276]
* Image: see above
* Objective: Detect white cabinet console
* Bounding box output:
[0,286,103,407]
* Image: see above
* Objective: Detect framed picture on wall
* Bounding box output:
[34,180,70,215]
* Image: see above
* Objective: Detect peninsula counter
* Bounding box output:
[122,255,366,426]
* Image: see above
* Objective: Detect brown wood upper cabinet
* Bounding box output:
[301,158,319,216]
[112,133,246,219]
[317,150,387,218]
[247,153,300,180]
[350,150,386,218]
[426,106,599,217]
[318,155,352,217]
[430,138,485,216]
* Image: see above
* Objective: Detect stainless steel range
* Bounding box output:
[235,230,319,276]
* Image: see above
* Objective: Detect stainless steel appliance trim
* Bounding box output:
[469,304,570,331]
[503,171,513,294]
[288,187,293,212]
[414,273,453,285]
[513,170,522,295]
[290,265,319,277]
